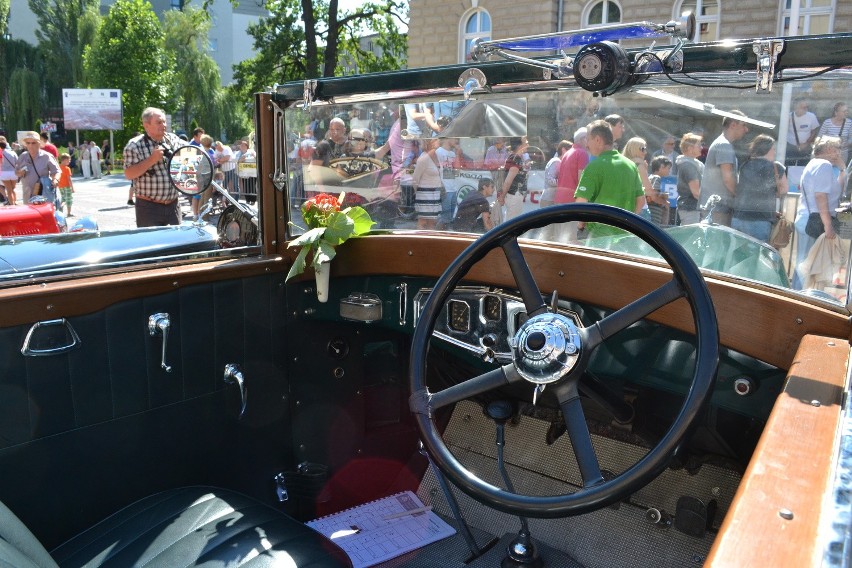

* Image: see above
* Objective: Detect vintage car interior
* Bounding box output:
[1,23,851,568]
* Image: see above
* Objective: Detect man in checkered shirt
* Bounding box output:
[124,107,185,227]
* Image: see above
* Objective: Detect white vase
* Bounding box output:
[315,261,330,303]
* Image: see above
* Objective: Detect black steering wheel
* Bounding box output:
[409,203,719,518]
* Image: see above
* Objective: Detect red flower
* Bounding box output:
[301,193,342,228]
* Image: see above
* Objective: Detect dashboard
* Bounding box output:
[413,286,583,365]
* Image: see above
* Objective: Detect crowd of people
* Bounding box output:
[291,97,851,291]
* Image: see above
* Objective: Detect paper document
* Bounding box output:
[306,491,456,568]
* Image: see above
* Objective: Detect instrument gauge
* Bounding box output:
[483,295,502,321]
[448,300,471,333]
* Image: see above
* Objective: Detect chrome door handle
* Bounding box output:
[20,318,82,356]
[397,282,408,326]
[147,313,172,372]
[224,363,247,419]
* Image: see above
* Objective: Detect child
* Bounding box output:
[58,153,75,217]
[648,155,673,227]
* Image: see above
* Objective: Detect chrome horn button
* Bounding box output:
[512,313,581,384]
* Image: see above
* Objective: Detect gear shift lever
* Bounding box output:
[486,401,544,568]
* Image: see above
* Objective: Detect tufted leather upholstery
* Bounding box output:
[1,486,351,567]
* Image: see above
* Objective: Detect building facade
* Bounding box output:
[408,0,851,68]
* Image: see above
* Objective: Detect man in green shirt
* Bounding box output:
[574,120,644,238]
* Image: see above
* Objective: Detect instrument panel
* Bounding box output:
[413,286,582,364]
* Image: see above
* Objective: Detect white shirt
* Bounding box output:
[216,146,235,172]
[787,111,820,147]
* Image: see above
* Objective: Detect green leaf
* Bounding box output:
[286,245,311,281]
[313,240,338,267]
[288,226,326,248]
[323,211,356,246]
[346,206,377,236]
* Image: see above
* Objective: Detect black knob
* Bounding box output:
[486,400,514,423]
[526,331,546,351]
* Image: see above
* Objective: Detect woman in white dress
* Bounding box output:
[0,137,18,204]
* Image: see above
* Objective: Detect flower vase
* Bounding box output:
[314,261,330,303]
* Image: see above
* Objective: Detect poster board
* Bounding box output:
[62,89,123,130]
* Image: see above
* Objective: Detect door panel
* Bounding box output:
[0,271,291,549]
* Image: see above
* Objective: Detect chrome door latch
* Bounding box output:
[274,472,289,502]
[147,313,172,372]
[224,363,247,419]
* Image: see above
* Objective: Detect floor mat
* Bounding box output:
[414,400,742,568]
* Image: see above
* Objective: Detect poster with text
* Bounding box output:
[62,89,123,130]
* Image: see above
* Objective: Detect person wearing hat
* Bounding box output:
[123,107,184,227]
[15,131,59,204]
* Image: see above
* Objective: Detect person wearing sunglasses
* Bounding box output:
[623,137,666,221]
[345,129,389,160]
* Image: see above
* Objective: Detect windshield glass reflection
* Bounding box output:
[284,69,852,308]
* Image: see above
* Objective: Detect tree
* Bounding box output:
[29,0,101,107]
[8,67,42,133]
[3,40,45,131]
[233,0,407,99]
[163,7,250,141]
[164,7,218,129]
[0,0,9,124]
[84,0,175,138]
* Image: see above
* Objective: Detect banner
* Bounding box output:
[62,89,123,130]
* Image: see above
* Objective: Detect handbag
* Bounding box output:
[805,212,840,239]
[769,217,793,249]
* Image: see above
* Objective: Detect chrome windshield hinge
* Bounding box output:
[302,79,318,111]
[753,39,784,92]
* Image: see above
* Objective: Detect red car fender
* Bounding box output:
[0,202,60,237]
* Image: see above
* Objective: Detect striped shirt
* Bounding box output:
[817,118,852,164]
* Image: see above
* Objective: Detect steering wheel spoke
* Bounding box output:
[554,383,604,488]
[582,279,685,350]
[501,237,548,317]
[425,364,524,412]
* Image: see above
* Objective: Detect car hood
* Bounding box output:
[582,223,790,288]
[0,223,220,277]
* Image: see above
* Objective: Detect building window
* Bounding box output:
[780,0,834,35]
[582,0,622,27]
[675,0,720,42]
[170,0,182,9]
[459,8,491,64]
[209,38,218,53]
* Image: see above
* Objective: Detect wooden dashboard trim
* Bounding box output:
[0,233,848,371]
[706,334,849,567]
[336,235,851,370]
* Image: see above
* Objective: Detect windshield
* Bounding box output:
[281,65,852,310]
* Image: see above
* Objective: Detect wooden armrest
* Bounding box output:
[707,334,848,567]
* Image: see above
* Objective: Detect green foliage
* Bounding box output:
[233,0,408,101]
[84,0,175,140]
[1,39,43,126]
[162,6,250,141]
[336,1,408,76]
[231,0,307,100]
[0,0,8,123]
[29,0,101,107]
[8,67,42,133]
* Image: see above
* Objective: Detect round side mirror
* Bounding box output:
[168,146,214,196]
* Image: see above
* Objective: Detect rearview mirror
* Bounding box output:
[168,146,214,195]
